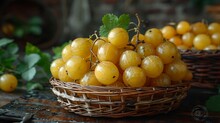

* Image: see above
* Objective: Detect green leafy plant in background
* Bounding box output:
[0,38,51,91]
[12,16,43,38]
[52,41,70,59]
[205,86,220,112]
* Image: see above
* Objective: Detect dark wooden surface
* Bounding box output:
[0,87,220,123]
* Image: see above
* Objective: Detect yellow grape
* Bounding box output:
[123,66,146,87]
[119,50,141,70]
[109,80,125,87]
[141,55,164,78]
[65,56,89,80]
[131,34,147,45]
[0,74,18,92]
[119,45,135,56]
[94,61,119,85]
[182,32,195,48]
[161,25,176,39]
[193,34,211,50]
[175,51,182,60]
[80,71,102,86]
[92,37,107,55]
[2,23,14,36]
[204,45,218,50]
[164,59,187,81]
[177,45,189,50]
[97,42,120,64]
[71,38,92,58]
[62,44,73,62]
[183,70,193,81]
[169,36,183,46]
[136,43,155,59]
[50,58,65,79]
[150,73,171,86]
[108,27,129,48]
[208,22,220,35]
[58,66,74,82]
[191,22,208,34]
[211,33,220,46]
[156,41,178,64]
[176,21,191,34]
[145,28,164,48]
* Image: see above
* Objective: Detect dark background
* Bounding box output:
[0,0,219,49]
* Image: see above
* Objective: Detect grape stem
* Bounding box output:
[127,13,143,50]
[135,13,141,46]
[89,31,107,70]
[126,43,136,50]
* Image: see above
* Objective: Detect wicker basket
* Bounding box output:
[180,49,220,88]
[50,77,190,118]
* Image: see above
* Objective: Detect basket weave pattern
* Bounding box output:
[180,50,220,88]
[50,78,190,118]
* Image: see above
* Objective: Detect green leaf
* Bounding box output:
[24,54,40,68]
[52,42,69,59]
[28,26,42,35]
[25,42,40,54]
[102,14,118,26]
[7,43,19,55]
[118,14,130,29]
[0,66,4,74]
[28,16,43,26]
[16,62,28,73]
[14,28,25,38]
[27,82,43,91]
[38,52,51,73]
[99,25,108,38]
[205,95,220,112]
[2,55,18,68]
[22,67,36,81]
[99,13,130,37]
[0,38,13,47]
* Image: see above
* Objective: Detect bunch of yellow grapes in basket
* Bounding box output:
[161,21,220,50]
[50,21,193,88]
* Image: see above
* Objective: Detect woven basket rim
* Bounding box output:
[179,49,220,58]
[49,77,190,92]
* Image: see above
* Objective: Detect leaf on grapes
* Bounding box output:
[7,43,19,55]
[99,14,130,37]
[205,95,220,112]
[22,67,36,81]
[0,38,13,47]
[24,54,40,68]
[25,42,40,54]
[26,82,43,91]
[118,14,130,29]
[102,14,118,26]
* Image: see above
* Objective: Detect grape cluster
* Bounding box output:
[161,21,220,50]
[50,27,192,88]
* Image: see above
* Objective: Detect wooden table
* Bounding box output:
[0,87,220,123]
